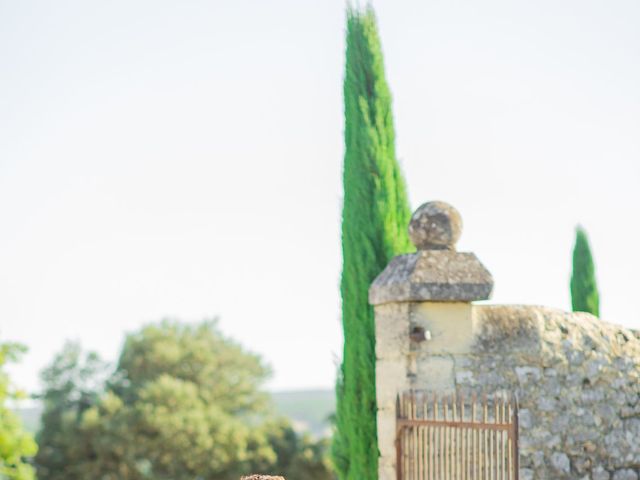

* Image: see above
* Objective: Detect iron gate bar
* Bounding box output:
[397,419,514,431]
[395,391,519,480]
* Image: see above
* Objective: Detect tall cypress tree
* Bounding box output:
[332,6,413,480]
[570,226,600,316]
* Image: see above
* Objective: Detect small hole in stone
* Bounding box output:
[410,326,426,342]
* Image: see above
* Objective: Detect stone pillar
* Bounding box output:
[369,201,493,480]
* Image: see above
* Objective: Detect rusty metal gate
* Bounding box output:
[396,392,519,480]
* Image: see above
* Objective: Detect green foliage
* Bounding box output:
[35,342,111,480]
[113,321,270,414]
[252,419,333,480]
[36,320,334,480]
[570,226,600,316]
[0,341,38,480]
[333,5,413,480]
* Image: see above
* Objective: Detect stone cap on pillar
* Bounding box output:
[369,201,493,305]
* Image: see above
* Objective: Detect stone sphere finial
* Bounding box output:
[408,201,462,250]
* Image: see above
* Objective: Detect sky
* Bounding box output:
[1,0,639,394]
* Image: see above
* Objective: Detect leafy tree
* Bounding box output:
[35,342,110,480]
[333,5,413,480]
[0,341,38,480]
[112,321,270,414]
[257,419,333,480]
[36,320,333,480]
[570,226,600,316]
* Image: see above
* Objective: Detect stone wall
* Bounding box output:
[371,201,640,480]
[428,304,640,480]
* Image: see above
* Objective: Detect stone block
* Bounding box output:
[378,458,396,480]
[376,408,396,460]
[551,452,571,474]
[369,250,493,305]
[593,466,611,480]
[410,302,476,355]
[375,303,410,360]
[376,358,409,411]
[414,356,455,391]
[613,470,638,480]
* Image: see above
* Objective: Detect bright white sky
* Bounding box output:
[1,0,639,394]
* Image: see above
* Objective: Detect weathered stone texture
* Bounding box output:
[459,305,640,480]
[408,200,463,250]
[370,200,493,305]
[374,303,411,480]
[373,201,640,480]
[369,250,493,304]
[375,303,640,479]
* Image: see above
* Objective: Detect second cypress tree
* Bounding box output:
[332,6,413,480]
[570,226,600,317]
